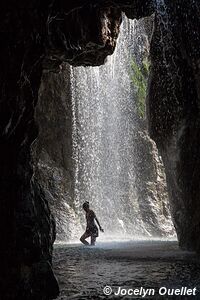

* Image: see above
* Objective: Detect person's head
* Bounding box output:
[82,201,89,212]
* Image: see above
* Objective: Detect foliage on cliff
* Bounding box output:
[131,57,150,119]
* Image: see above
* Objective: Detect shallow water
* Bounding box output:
[53,240,200,300]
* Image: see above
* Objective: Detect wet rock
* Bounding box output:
[34,64,76,241]
[147,0,200,252]
[134,124,174,237]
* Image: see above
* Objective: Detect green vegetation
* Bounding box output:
[131,57,150,119]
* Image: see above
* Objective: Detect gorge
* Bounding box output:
[1,0,200,299]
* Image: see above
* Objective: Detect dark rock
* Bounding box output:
[147,0,200,252]
[44,0,156,68]
[122,0,155,19]
[46,4,122,67]
[0,2,59,296]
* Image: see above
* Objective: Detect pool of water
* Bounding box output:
[53,240,200,299]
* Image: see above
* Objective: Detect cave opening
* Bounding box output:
[35,14,176,245]
[34,12,183,300]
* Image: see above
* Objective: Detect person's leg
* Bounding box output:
[91,235,96,246]
[80,232,90,245]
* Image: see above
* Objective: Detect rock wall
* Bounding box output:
[147,0,200,252]
[134,121,174,237]
[34,64,76,241]
[45,0,154,68]
[0,2,60,298]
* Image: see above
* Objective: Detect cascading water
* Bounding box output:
[68,15,175,241]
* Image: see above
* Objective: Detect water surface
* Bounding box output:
[53,240,200,299]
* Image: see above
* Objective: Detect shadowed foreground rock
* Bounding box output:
[147,0,200,252]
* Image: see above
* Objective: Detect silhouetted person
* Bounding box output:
[80,202,104,246]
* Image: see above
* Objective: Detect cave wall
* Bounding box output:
[147,0,200,252]
[0,2,59,299]
[34,64,77,241]
[44,0,154,68]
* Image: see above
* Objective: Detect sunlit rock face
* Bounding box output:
[147,0,200,252]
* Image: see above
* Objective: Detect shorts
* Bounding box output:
[86,226,99,238]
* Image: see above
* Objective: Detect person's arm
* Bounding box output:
[95,215,104,232]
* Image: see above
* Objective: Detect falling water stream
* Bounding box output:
[68,16,174,241]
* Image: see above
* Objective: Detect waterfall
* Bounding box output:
[68,15,175,241]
